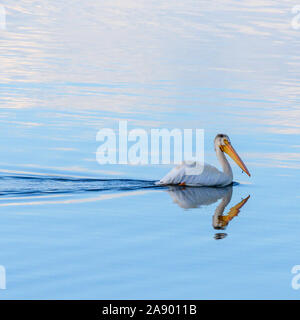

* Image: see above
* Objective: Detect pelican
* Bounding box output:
[157,134,250,187]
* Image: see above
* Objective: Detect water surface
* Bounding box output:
[0,1,300,299]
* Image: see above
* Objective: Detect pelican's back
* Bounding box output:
[157,161,232,187]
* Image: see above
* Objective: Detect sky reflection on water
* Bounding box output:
[0,1,299,299]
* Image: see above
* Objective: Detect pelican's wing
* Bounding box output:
[157,161,230,187]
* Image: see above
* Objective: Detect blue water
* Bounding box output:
[0,1,300,299]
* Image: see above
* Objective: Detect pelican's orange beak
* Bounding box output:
[220,139,251,177]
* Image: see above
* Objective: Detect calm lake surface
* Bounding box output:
[0,1,300,299]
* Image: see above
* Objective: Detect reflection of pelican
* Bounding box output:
[213,194,250,230]
[158,134,250,187]
[167,185,233,209]
[166,186,250,239]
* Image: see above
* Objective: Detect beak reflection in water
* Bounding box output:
[166,185,250,240]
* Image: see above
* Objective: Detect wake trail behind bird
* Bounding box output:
[0,175,162,198]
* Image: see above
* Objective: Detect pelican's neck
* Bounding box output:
[216,146,233,179]
[214,187,233,217]
[212,187,233,230]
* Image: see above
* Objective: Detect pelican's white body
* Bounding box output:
[157,141,234,187]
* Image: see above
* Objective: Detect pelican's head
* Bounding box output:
[214,134,251,177]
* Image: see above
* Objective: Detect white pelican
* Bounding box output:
[157,134,250,187]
